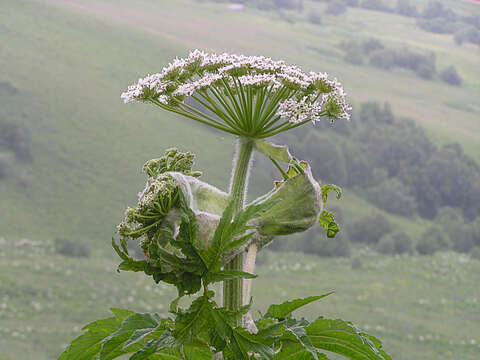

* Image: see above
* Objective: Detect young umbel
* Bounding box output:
[60,51,390,360]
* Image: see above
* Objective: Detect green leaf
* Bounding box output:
[231,328,275,360]
[182,340,214,360]
[306,317,392,360]
[205,270,257,284]
[129,331,175,360]
[284,318,319,360]
[98,313,163,360]
[174,295,214,345]
[58,308,133,360]
[320,184,342,204]
[274,341,329,360]
[266,294,333,320]
[318,211,339,238]
[254,139,292,163]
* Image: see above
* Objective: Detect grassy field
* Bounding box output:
[1,237,479,360]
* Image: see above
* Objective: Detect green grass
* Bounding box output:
[1,237,479,360]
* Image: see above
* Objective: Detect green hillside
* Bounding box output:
[0,0,479,244]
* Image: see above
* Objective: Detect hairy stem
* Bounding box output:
[243,244,258,305]
[223,137,254,324]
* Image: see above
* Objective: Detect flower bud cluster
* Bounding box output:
[121,50,351,125]
[117,149,201,251]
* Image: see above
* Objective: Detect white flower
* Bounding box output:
[122,50,351,135]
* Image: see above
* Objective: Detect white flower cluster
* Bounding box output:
[276,96,323,124]
[121,50,351,122]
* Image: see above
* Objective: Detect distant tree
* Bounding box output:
[416,18,457,34]
[415,62,436,79]
[369,49,396,69]
[366,178,417,216]
[54,238,90,258]
[362,38,384,53]
[307,10,322,24]
[344,47,364,65]
[378,231,413,255]
[440,66,462,86]
[454,26,480,45]
[346,0,359,7]
[326,0,347,16]
[413,144,480,219]
[349,214,393,244]
[417,227,451,255]
[273,0,298,9]
[0,153,9,179]
[360,0,391,12]
[422,1,456,21]
[396,0,418,17]
[471,247,480,260]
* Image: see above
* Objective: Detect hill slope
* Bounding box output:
[1,0,479,243]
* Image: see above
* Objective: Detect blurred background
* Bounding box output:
[0,0,479,359]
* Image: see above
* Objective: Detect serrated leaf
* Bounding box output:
[274,341,329,360]
[58,309,133,360]
[306,317,392,360]
[320,184,342,203]
[318,211,339,238]
[98,313,163,360]
[266,294,333,320]
[231,328,275,360]
[284,318,318,360]
[182,339,214,360]
[130,331,175,360]
[174,295,214,345]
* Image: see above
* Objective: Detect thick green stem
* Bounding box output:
[223,137,254,322]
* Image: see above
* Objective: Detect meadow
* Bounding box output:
[0,237,479,360]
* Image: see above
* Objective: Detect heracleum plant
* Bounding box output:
[60,50,391,360]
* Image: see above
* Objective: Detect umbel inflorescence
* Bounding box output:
[121,50,351,138]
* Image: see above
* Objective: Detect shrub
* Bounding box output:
[415,62,436,79]
[422,1,456,21]
[362,38,384,54]
[349,214,393,244]
[369,49,396,69]
[346,0,359,7]
[0,121,33,161]
[256,0,276,10]
[416,18,457,34]
[366,178,417,217]
[54,238,90,258]
[309,233,351,257]
[417,227,451,255]
[440,66,462,86]
[273,0,297,9]
[0,153,9,179]
[344,47,364,65]
[360,0,391,12]
[396,0,417,17]
[471,247,480,261]
[377,235,395,254]
[378,231,412,255]
[326,0,347,16]
[307,11,322,24]
[351,256,363,269]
